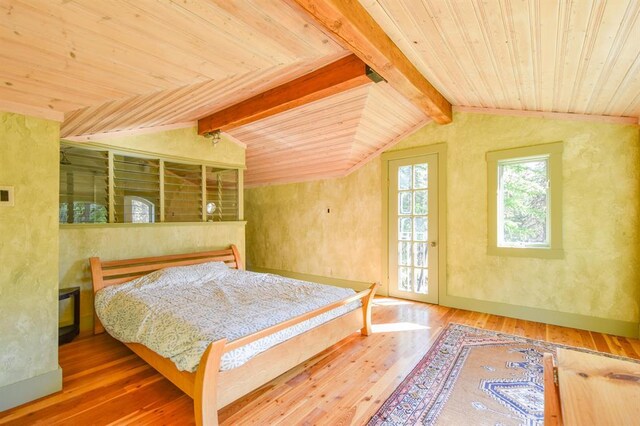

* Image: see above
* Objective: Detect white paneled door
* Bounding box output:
[388,154,438,304]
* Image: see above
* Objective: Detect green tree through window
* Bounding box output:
[59,202,108,224]
[499,159,548,245]
[487,142,563,258]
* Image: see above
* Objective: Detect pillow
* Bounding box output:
[195,261,229,270]
[122,260,229,290]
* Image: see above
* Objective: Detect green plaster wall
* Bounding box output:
[0,112,60,387]
[59,126,246,332]
[245,161,382,286]
[84,126,245,167]
[246,112,640,326]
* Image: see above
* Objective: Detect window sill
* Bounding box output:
[60,221,247,229]
[487,246,564,259]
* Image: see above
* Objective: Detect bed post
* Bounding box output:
[90,256,106,334]
[194,338,227,426]
[360,283,378,336]
[230,244,244,270]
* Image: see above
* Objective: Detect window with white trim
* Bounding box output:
[487,142,563,258]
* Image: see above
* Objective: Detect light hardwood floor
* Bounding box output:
[1,298,639,425]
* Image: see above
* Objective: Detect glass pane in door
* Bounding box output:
[398,166,412,190]
[414,268,428,293]
[399,267,412,291]
[398,242,411,266]
[395,163,430,296]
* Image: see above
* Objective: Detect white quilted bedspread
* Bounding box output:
[95,262,359,372]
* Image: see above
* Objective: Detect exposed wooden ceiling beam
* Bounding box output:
[198,54,372,134]
[287,0,452,124]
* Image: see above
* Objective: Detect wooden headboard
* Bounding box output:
[90,245,243,334]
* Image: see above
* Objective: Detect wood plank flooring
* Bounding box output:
[1,298,639,425]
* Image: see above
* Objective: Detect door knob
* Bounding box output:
[430,241,437,247]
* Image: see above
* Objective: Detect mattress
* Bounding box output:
[94,261,360,372]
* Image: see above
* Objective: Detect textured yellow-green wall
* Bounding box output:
[59,126,246,332]
[246,112,640,323]
[245,162,382,285]
[88,126,245,167]
[0,112,60,387]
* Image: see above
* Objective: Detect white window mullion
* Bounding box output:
[497,164,505,246]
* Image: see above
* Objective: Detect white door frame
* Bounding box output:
[381,143,447,303]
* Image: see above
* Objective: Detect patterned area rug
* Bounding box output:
[368,323,632,426]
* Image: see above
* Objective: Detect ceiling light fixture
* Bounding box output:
[203,130,222,146]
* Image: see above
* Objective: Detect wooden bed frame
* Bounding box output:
[543,353,562,425]
[90,245,377,426]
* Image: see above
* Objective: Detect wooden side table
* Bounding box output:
[59,287,80,344]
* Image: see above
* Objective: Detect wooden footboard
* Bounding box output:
[215,308,365,409]
[196,285,376,425]
[89,246,378,426]
[132,284,377,426]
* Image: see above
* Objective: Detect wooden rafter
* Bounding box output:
[198,54,372,134]
[287,0,452,124]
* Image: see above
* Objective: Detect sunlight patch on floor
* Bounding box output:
[373,298,413,306]
[372,322,429,333]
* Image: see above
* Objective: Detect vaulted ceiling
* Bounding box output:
[363,0,640,117]
[1,0,639,187]
[231,82,427,186]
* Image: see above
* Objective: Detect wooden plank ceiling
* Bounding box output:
[286,0,452,124]
[0,0,344,114]
[60,56,341,138]
[362,0,640,118]
[231,82,427,186]
[197,54,374,134]
[0,0,439,187]
[2,1,640,187]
